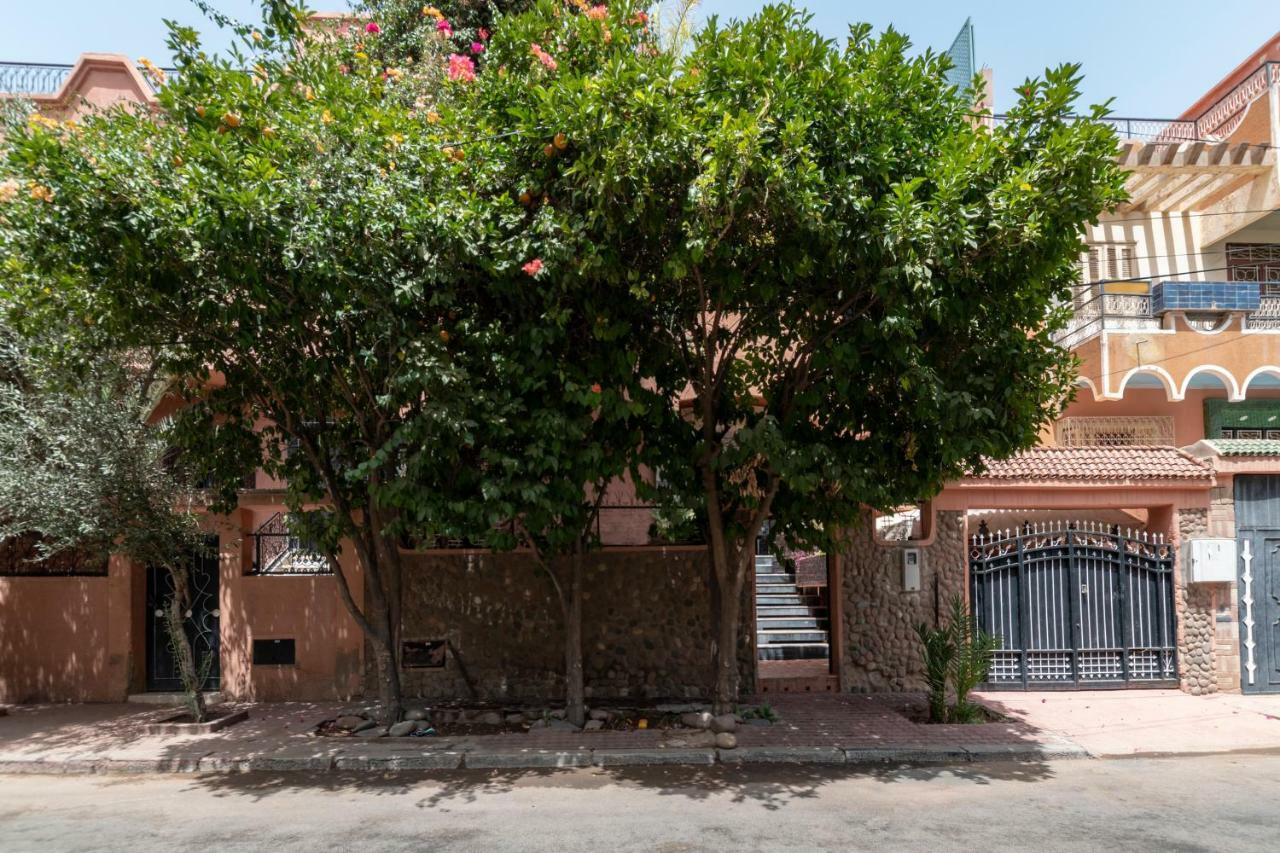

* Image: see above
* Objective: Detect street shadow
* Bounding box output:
[179,754,1055,812]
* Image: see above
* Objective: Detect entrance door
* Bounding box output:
[145,536,220,691]
[970,521,1177,688]
[1235,476,1280,693]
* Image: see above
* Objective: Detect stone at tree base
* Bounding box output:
[404,709,429,721]
[388,721,417,737]
[354,726,387,737]
[505,713,526,725]
[523,709,547,723]
[547,719,580,732]
[680,711,712,730]
[588,708,612,722]
[583,720,604,731]
[666,731,717,748]
[529,719,548,730]
[476,711,504,726]
[335,715,366,731]
[709,714,737,734]
[715,732,737,749]
[351,718,378,733]
[549,709,567,720]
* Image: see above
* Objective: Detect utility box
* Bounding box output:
[902,548,922,592]
[1189,538,1236,583]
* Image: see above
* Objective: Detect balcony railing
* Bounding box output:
[0,60,177,96]
[1055,282,1280,347]
[989,60,1280,144]
[1055,416,1176,448]
[250,512,329,575]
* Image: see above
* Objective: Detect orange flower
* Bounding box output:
[28,182,54,203]
[221,111,241,128]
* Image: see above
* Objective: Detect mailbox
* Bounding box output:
[1189,538,1236,584]
[902,548,922,592]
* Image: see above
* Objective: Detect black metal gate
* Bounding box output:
[969,522,1177,689]
[145,536,220,691]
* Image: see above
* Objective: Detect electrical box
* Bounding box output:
[1189,538,1236,583]
[902,548,922,592]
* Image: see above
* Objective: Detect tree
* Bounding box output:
[0,2,503,723]
[476,2,1128,710]
[0,326,213,721]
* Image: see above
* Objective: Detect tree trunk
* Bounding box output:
[372,635,403,726]
[563,552,586,728]
[164,563,208,723]
[712,563,744,714]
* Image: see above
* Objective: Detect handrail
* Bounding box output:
[0,60,178,96]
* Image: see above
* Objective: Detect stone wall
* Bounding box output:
[393,548,746,703]
[1176,507,1241,694]
[840,510,967,692]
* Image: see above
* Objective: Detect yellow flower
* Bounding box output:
[27,113,61,131]
[261,126,277,139]
[322,109,334,124]
[355,51,368,61]
[422,6,443,19]
[389,160,397,170]
[387,132,405,148]
[426,110,441,124]
[303,86,315,101]
[28,183,54,203]
[0,179,20,203]
[251,30,264,44]
[1019,182,1033,191]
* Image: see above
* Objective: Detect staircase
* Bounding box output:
[754,554,830,662]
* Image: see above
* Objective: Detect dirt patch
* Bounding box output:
[892,697,1005,725]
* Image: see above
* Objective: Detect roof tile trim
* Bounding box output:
[970,446,1213,482]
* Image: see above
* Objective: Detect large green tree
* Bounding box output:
[475,2,1128,709]
[0,326,213,720]
[0,2,506,723]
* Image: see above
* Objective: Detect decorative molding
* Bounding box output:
[1242,538,1256,686]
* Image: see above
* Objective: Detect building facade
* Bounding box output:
[3,32,1280,706]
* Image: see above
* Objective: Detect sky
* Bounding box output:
[2,1,1277,117]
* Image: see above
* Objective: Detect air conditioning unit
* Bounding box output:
[1189,538,1236,583]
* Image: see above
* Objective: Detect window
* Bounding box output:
[1080,243,1136,285]
[1226,243,1280,293]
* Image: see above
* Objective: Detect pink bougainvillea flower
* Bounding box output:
[522,258,544,277]
[447,54,476,82]
[478,27,490,40]
[590,383,602,394]
[530,43,558,71]
[586,5,608,20]
[436,18,453,37]
[365,22,381,34]
[470,41,485,54]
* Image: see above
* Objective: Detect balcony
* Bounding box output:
[1056,281,1279,349]
[0,60,176,96]
[1055,416,1176,448]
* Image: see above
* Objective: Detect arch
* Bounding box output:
[1242,366,1280,397]
[1116,365,1179,401]
[1179,365,1242,401]
[1073,376,1101,402]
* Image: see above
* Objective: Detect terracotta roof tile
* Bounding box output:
[971,446,1213,482]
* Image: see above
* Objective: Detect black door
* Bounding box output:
[145,536,220,691]
[1236,476,1280,693]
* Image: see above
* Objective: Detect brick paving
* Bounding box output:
[0,692,1053,773]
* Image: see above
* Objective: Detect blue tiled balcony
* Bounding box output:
[1151,280,1260,314]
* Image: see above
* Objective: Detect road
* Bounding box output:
[2,754,1279,852]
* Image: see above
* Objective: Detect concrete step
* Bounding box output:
[758,643,830,661]
[757,629,829,644]
[755,594,819,607]
[755,572,795,585]
[757,616,824,630]
[756,605,829,618]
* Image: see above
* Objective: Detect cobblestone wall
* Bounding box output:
[1176,508,1219,695]
[840,510,967,692]
[393,548,748,703]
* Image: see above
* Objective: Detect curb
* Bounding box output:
[0,742,1089,775]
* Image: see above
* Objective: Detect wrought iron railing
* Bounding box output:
[1247,296,1280,330]
[1055,416,1175,448]
[0,60,177,95]
[250,512,329,575]
[989,60,1280,144]
[1054,289,1158,349]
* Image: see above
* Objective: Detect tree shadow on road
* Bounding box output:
[180,756,1056,812]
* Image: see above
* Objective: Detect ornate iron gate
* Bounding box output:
[969,522,1177,689]
[145,536,220,691]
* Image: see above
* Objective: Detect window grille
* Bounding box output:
[1055,416,1175,447]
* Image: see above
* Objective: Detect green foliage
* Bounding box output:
[916,594,1000,724]
[947,595,1000,722]
[915,618,955,725]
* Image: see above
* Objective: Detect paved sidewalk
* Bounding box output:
[0,693,1081,774]
[976,689,1280,757]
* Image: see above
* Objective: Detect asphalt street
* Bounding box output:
[2,753,1279,852]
